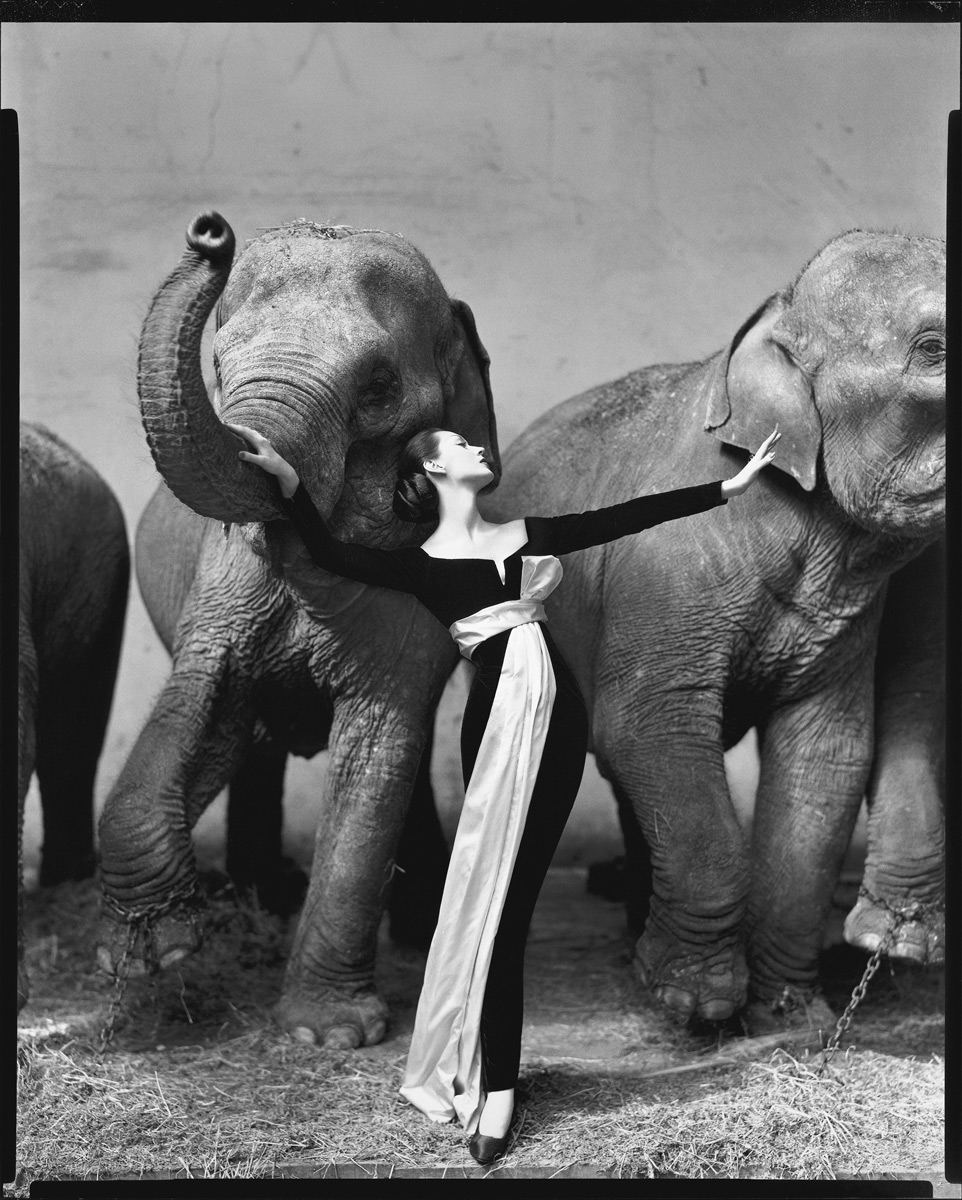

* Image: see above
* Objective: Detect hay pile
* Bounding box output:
[14,1033,945,1184]
[12,876,946,1188]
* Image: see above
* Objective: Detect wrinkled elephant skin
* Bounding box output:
[482,231,945,1026]
[19,422,129,1011]
[96,213,498,1046]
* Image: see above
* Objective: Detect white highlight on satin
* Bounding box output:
[448,599,547,660]
[399,555,563,1133]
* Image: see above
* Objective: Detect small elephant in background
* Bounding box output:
[482,230,945,1027]
[96,212,495,1047]
[18,421,130,1010]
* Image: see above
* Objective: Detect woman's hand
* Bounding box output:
[721,428,780,498]
[226,422,300,498]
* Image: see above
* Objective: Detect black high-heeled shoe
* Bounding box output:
[468,1130,509,1166]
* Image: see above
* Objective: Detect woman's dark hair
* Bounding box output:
[393,427,444,523]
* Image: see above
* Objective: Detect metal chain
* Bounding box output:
[817,887,932,1073]
[97,886,203,1052]
[98,918,140,1052]
[818,932,891,1073]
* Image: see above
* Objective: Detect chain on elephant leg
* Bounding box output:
[97,880,206,1047]
[844,883,945,966]
[98,918,139,1052]
[817,903,911,1075]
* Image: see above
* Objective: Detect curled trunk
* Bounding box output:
[138,212,283,523]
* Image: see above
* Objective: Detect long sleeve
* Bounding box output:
[280,483,421,593]
[526,481,728,556]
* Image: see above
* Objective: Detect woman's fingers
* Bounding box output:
[225,421,269,449]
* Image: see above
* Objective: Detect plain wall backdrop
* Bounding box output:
[6,21,956,875]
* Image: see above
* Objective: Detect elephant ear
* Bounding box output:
[704,292,822,492]
[444,299,501,492]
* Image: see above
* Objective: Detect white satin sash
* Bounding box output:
[448,599,547,660]
[399,555,563,1133]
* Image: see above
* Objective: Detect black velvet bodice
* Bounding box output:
[280,481,728,630]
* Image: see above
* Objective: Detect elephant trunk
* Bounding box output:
[138,212,284,523]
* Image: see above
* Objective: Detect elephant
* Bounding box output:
[95,212,495,1046]
[18,421,130,1010]
[478,230,945,1025]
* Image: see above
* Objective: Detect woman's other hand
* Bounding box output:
[721,428,780,498]
[226,422,300,498]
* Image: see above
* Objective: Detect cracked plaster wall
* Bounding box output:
[5,21,956,871]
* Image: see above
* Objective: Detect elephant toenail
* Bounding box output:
[366,1019,387,1044]
[292,1026,317,1044]
[96,947,116,975]
[657,987,696,1017]
[323,1025,359,1049]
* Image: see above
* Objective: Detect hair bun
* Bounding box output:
[393,471,439,523]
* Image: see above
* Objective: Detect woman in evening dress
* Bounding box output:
[229,421,779,1164]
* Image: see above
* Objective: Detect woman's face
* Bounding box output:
[426,430,494,486]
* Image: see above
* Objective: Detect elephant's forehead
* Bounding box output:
[225,233,450,322]
[797,233,944,300]
[791,233,945,339]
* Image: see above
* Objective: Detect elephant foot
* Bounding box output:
[743,986,836,1037]
[843,892,944,966]
[274,986,389,1049]
[96,894,205,979]
[634,928,748,1022]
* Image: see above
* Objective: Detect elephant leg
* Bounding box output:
[596,684,750,1023]
[746,665,874,1030]
[17,619,38,1011]
[387,722,449,949]
[97,650,253,979]
[845,540,945,965]
[225,745,308,917]
[35,570,126,886]
[34,671,109,887]
[274,709,431,1048]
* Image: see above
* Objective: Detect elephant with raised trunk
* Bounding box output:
[97,212,496,1046]
[19,421,130,1010]
[481,230,945,1026]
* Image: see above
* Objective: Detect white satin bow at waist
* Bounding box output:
[449,599,547,660]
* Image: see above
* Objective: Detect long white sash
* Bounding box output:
[398,604,557,1133]
[448,599,547,660]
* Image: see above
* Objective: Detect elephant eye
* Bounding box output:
[360,369,399,409]
[909,333,945,370]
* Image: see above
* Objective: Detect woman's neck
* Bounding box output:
[432,483,486,541]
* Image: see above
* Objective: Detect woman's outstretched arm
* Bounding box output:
[529,429,780,556]
[228,423,421,593]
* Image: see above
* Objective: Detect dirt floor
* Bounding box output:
[11,866,952,1189]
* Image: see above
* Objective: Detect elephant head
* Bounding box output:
[139,212,500,545]
[704,231,945,538]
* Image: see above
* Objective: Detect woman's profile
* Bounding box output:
[229,419,778,1164]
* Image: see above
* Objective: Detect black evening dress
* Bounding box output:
[280,479,727,1133]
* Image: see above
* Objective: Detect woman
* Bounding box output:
[229,421,779,1164]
